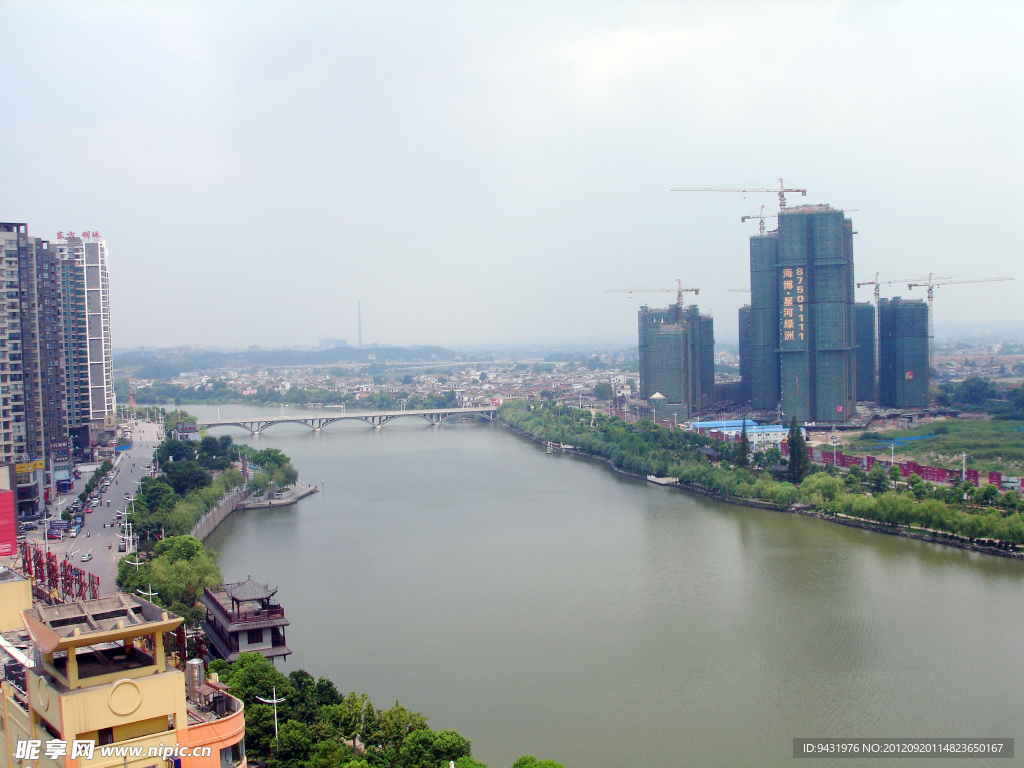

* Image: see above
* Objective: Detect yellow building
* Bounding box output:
[0,594,246,768]
[0,567,32,631]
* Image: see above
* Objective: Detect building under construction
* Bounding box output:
[854,302,876,401]
[738,304,752,401]
[878,297,929,408]
[745,204,856,423]
[639,303,714,420]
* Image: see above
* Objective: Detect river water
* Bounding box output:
[188,404,1022,768]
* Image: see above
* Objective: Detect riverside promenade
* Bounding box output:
[236,481,318,510]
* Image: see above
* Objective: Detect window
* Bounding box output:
[220,739,244,768]
[98,727,114,745]
[246,628,263,645]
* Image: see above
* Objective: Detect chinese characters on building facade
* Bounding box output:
[779,266,808,348]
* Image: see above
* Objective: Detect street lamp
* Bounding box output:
[256,686,287,744]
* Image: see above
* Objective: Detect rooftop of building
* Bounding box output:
[691,419,759,429]
[21,594,182,654]
[203,580,289,629]
[779,204,838,215]
[0,565,27,584]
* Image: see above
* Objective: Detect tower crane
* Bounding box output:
[606,279,699,310]
[740,206,778,236]
[905,274,1015,364]
[671,178,807,211]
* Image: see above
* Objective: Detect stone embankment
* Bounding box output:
[192,486,254,542]
[498,419,1023,562]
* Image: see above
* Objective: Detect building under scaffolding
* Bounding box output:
[738,304,752,401]
[639,303,715,420]
[878,297,929,408]
[854,302,876,401]
[746,204,856,422]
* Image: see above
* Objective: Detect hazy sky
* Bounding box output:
[2,1,1022,350]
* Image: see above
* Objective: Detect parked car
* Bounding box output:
[46,531,62,540]
[85,506,93,514]
[22,523,37,531]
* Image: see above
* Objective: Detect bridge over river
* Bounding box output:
[200,406,498,434]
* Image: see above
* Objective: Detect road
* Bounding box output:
[21,418,163,596]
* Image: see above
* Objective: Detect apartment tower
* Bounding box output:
[638,303,715,420]
[747,204,856,423]
[878,297,929,408]
[53,234,115,461]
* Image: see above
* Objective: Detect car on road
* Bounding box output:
[117,542,126,552]
[80,553,93,562]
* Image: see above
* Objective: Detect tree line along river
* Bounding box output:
[187,404,1023,768]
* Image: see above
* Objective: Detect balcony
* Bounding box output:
[229,604,285,624]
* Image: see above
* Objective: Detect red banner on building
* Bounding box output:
[0,489,16,557]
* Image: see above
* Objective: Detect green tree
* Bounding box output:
[786,417,808,484]
[149,536,221,611]
[162,460,212,496]
[735,421,750,469]
[276,719,315,767]
[370,702,429,755]
[512,757,565,768]
[249,472,271,494]
[593,382,613,400]
[868,464,890,494]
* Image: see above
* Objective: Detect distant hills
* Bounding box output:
[934,321,1024,343]
[115,344,456,378]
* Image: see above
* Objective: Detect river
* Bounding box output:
[185,404,1022,768]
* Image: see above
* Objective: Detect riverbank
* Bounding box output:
[497,417,1024,561]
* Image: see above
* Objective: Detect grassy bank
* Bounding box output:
[499,401,1024,547]
[842,419,1024,476]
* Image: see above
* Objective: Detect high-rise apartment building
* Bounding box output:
[747,204,856,423]
[638,302,715,420]
[0,223,58,514]
[878,297,929,408]
[747,234,781,410]
[738,304,752,402]
[0,225,114,510]
[854,302,876,402]
[53,234,115,461]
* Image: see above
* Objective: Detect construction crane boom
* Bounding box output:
[606,279,699,310]
[672,178,807,211]
[740,205,778,236]
[904,274,1014,365]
